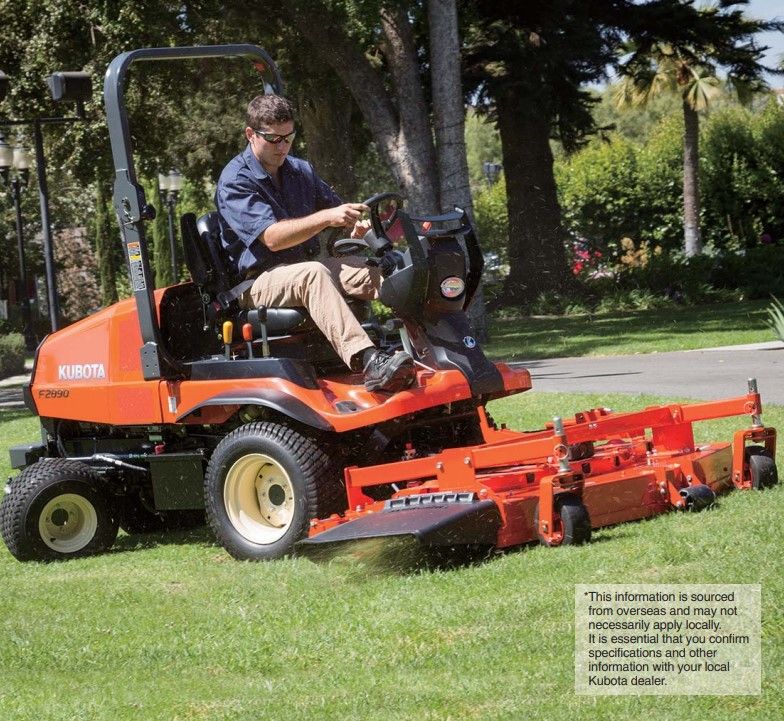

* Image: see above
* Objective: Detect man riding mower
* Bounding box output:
[1,45,776,564]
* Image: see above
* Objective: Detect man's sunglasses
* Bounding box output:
[253,129,297,144]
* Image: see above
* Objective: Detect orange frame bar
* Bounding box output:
[344,390,773,499]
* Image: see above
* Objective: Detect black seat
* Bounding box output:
[181,211,314,335]
[179,211,376,366]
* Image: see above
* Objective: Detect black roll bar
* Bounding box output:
[104,45,283,380]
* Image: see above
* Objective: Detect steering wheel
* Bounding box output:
[325,192,404,257]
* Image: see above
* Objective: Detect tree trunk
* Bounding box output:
[428,0,487,340]
[379,2,439,213]
[428,0,470,213]
[282,1,439,213]
[94,180,118,306]
[682,100,702,256]
[298,77,357,200]
[495,92,574,305]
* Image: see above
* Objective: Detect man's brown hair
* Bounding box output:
[246,94,295,129]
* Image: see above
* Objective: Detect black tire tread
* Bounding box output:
[0,459,118,561]
[558,496,592,545]
[204,422,341,560]
[745,446,778,490]
[534,493,592,547]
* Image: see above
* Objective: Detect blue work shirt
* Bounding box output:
[215,145,342,278]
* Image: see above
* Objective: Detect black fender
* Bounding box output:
[176,389,334,431]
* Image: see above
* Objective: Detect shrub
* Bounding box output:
[711,246,784,299]
[530,291,571,316]
[556,118,684,260]
[557,102,784,262]
[702,102,784,250]
[0,332,26,378]
[556,134,641,259]
[633,116,683,251]
[594,288,671,314]
[473,178,508,262]
[767,296,784,342]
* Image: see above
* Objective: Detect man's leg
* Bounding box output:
[246,262,371,367]
[246,261,414,391]
[317,257,414,391]
[320,256,382,301]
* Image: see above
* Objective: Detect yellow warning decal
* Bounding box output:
[128,242,142,261]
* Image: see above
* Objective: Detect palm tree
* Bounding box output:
[615,43,722,256]
[615,1,782,257]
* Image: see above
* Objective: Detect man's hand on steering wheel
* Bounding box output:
[351,219,371,239]
[323,203,368,231]
[325,193,403,257]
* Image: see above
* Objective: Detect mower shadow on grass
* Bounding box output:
[107,509,711,567]
[110,526,214,554]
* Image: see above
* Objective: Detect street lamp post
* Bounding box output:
[0,136,35,349]
[158,169,183,283]
[0,69,91,333]
[482,161,502,186]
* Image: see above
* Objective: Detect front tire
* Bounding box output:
[534,494,592,547]
[0,459,119,561]
[204,422,337,561]
[745,446,778,490]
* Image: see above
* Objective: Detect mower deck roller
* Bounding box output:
[302,378,777,552]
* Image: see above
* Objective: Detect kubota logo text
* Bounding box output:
[58,363,106,381]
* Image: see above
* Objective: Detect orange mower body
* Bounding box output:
[2,44,778,564]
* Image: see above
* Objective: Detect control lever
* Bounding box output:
[242,323,254,359]
[222,320,234,360]
[258,307,270,357]
[363,229,393,257]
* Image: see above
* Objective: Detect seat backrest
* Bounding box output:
[179,210,241,302]
[197,212,237,291]
[180,213,211,287]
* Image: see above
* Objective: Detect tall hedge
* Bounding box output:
[555,99,784,260]
[702,103,784,249]
[0,332,26,378]
[555,134,641,257]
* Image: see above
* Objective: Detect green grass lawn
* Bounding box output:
[485,300,776,360]
[1,392,782,721]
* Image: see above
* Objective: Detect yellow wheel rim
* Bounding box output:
[223,454,296,545]
[38,493,98,553]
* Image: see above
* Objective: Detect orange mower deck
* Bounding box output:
[301,380,777,552]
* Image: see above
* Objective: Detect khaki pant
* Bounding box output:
[243,256,382,367]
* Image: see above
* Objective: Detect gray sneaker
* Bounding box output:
[363,350,415,393]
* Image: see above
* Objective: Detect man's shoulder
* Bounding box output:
[284,155,315,177]
[219,152,246,181]
[219,146,263,188]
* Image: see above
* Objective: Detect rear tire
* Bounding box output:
[745,446,778,490]
[534,494,592,547]
[204,422,338,560]
[0,459,118,561]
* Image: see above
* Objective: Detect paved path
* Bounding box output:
[2,343,782,408]
[510,342,784,403]
[0,361,32,409]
